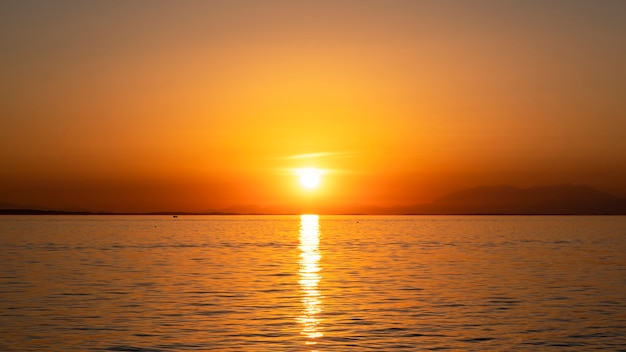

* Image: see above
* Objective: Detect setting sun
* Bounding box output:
[298,168,322,190]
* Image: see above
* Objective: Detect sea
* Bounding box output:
[1,215,625,351]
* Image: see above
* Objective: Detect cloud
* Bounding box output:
[286,151,356,160]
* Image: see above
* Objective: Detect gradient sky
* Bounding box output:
[1,0,625,212]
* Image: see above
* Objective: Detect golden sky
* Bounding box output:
[1,0,625,212]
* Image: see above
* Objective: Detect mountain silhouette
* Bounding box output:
[401,184,626,215]
[2,184,626,215]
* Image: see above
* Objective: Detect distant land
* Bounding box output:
[1,184,626,215]
[394,184,626,215]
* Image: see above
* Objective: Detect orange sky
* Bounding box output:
[1,1,625,213]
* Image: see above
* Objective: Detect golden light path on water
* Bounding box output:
[298,214,323,348]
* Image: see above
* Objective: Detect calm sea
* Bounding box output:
[1,215,625,351]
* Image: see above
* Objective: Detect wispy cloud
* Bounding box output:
[268,151,358,175]
[286,151,356,160]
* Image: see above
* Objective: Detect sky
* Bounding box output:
[1,0,625,213]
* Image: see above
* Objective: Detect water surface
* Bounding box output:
[1,215,625,351]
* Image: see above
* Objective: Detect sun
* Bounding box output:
[298,168,322,190]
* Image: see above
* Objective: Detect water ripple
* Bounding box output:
[0,215,625,351]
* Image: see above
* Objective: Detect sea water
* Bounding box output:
[1,215,625,351]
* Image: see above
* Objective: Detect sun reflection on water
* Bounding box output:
[298,214,323,347]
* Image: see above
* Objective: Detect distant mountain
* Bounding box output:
[3,184,626,215]
[400,184,626,215]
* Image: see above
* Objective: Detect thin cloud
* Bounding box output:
[287,151,356,160]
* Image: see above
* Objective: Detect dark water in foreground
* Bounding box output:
[1,215,625,351]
